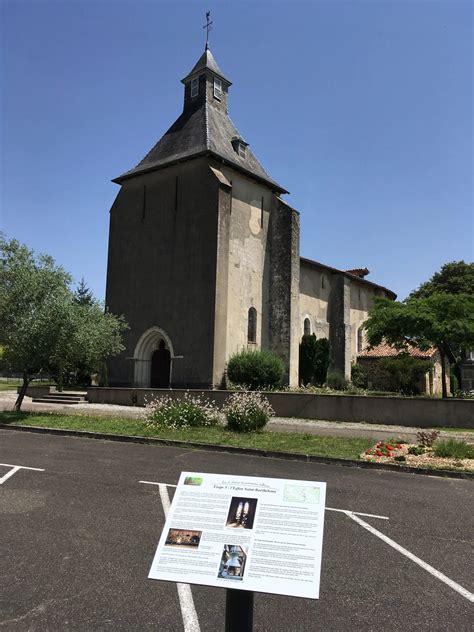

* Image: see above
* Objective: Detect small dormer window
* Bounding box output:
[213,77,222,99]
[191,77,199,98]
[231,137,248,159]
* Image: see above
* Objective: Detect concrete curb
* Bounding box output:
[1,423,473,480]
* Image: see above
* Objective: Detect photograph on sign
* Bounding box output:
[148,472,326,599]
[217,545,248,581]
[226,497,257,529]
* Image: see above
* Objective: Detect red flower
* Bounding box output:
[396,444,402,449]
[376,450,383,456]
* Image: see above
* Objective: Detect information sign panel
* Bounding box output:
[148,472,326,599]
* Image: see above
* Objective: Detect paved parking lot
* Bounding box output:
[1,429,473,631]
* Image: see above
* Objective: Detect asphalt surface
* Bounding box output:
[1,429,473,631]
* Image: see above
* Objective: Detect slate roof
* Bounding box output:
[114,101,287,192]
[181,46,231,84]
[113,46,287,192]
[358,342,437,359]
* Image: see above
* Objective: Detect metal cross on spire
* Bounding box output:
[203,10,213,49]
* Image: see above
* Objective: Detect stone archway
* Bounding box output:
[133,327,174,388]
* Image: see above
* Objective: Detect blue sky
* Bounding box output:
[1,0,472,301]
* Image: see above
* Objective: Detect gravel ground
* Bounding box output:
[1,391,472,443]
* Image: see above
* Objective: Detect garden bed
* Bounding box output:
[361,439,474,472]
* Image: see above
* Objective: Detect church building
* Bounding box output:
[105,44,395,389]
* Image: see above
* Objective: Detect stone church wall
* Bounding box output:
[220,167,273,361]
[299,265,331,339]
[348,282,381,362]
[268,197,300,386]
[299,262,393,379]
[105,158,221,387]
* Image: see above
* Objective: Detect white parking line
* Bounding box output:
[0,463,45,485]
[156,483,201,632]
[347,512,474,603]
[138,480,389,520]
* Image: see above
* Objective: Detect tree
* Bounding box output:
[299,335,317,386]
[0,235,127,410]
[410,260,474,392]
[364,293,474,398]
[410,261,474,299]
[299,335,330,386]
[74,277,95,306]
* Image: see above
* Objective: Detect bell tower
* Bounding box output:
[105,30,299,388]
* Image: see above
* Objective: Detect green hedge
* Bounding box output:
[227,349,284,390]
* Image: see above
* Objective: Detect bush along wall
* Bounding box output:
[299,335,330,386]
[226,349,284,390]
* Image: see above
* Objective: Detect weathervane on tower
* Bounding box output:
[203,10,213,49]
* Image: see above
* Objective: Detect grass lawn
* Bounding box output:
[0,411,374,460]
[439,426,474,434]
[0,380,55,392]
[0,380,22,391]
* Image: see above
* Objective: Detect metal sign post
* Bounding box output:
[225,589,254,632]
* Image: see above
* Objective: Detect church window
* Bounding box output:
[214,77,222,99]
[191,77,199,98]
[304,318,311,336]
[321,275,325,289]
[260,196,264,227]
[248,307,257,344]
[231,137,248,158]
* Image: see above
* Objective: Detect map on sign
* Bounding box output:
[149,472,327,599]
[283,484,320,504]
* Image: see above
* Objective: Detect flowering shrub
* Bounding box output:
[365,441,404,458]
[224,392,274,432]
[144,393,219,429]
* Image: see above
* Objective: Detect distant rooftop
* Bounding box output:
[358,342,436,359]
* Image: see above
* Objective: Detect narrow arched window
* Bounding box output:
[248,307,257,344]
[304,318,311,336]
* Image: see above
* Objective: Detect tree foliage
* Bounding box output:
[0,235,127,409]
[74,277,96,306]
[226,349,284,390]
[299,335,330,386]
[410,261,474,299]
[380,353,432,396]
[364,293,474,398]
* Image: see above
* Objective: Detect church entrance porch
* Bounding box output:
[132,327,174,388]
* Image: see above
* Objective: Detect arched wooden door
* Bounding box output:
[150,340,171,388]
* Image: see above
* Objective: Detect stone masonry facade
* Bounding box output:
[105,44,395,388]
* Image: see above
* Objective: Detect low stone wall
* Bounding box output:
[87,387,474,428]
[22,385,53,398]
